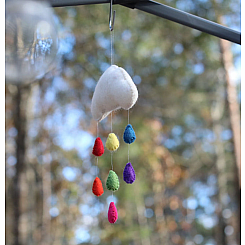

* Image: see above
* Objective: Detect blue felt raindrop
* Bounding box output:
[123,124,136,144]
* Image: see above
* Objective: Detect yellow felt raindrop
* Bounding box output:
[106,133,119,151]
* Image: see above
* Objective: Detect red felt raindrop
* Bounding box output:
[92,177,104,196]
[92,137,104,156]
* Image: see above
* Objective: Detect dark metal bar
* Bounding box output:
[47,0,241,45]
[50,0,108,7]
[49,0,138,7]
[123,0,241,45]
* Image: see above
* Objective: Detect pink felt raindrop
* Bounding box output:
[108,202,118,224]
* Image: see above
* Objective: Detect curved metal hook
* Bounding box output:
[109,0,116,31]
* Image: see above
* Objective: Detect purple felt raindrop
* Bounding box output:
[123,162,136,184]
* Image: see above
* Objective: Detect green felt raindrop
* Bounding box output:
[106,170,120,191]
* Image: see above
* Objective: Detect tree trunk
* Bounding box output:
[12,86,27,245]
[211,73,227,245]
[219,37,241,245]
[219,37,241,188]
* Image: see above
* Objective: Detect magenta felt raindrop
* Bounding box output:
[108,202,118,224]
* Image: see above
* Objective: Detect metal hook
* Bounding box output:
[109,0,116,31]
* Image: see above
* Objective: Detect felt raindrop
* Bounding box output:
[92,137,104,156]
[123,124,136,144]
[123,162,136,184]
[92,177,104,196]
[106,170,120,191]
[108,202,118,224]
[106,133,119,151]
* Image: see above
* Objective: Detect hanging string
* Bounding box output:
[110,112,113,178]
[111,152,113,171]
[128,109,129,125]
[128,109,130,162]
[111,151,113,198]
[110,30,114,65]
[111,112,113,132]
[96,121,99,176]
[128,143,130,163]
[110,100,114,198]
[109,7,115,200]
[96,157,99,176]
[97,121,99,138]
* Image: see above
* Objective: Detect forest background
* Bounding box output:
[5,0,241,244]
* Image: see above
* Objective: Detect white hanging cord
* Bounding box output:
[110,31,114,65]
[128,109,130,124]
[110,112,113,170]
[96,157,99,176]
[109,0,115,66]
[110,114,113,197]
[109,0,116,200]
[111,151,113,199]
[128,143,130,163]
[128,109,130,162]
[111,112,113,133]
[110,107,114,202]
[110,108,114,200]
[96,121,99,176]
[111,152,113,171]
[96,121,98,138]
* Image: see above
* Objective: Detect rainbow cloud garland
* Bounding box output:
[91,65,138,223]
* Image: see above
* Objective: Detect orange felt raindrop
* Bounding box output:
[92,137,104,157]
[92,177,104,196]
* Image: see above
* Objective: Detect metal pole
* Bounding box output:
[50,0,135,7]
[50,0,108,7]
[122,0,241,45]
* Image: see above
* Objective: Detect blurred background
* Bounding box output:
[5,0,241,244]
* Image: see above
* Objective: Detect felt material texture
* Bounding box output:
[92,177,104,196]
[106,133,119,151]
[108,202,118,223]
[106,170,120,191]
[123,162,136,184]
[123,124,136,144]
[92,137,104,156]
[91,65,138,122]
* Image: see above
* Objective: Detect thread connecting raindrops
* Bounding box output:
[123,111,136,184]
[91,122,104,197]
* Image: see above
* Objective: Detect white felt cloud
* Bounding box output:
[91,65,138,122]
